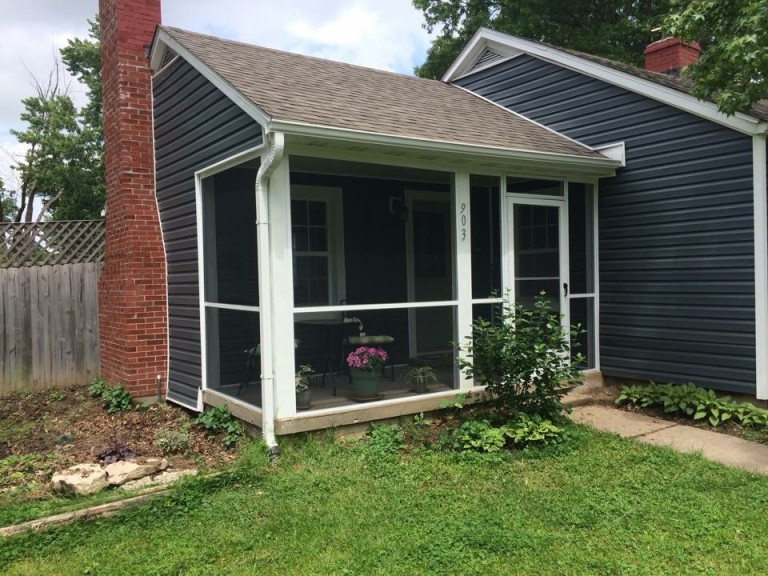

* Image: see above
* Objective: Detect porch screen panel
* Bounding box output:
[568,183,596,369]
[470,176,502,300]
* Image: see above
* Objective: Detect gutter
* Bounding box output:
[255,131,285,457]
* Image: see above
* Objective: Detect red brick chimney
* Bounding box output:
[98,0,167,399]
[644,37,700,76]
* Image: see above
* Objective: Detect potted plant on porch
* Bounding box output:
[295,364,314,410]
[346,346,388,401]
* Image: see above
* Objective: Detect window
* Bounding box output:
[291,186,344,307]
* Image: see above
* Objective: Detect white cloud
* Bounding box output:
[0,0,435,190]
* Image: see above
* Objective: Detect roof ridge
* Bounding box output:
[161,26,442,86]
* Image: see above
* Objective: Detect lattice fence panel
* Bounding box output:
[0,220,105,268]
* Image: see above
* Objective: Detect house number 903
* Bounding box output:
[460,203,467,240]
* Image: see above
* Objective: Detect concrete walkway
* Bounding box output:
[570,404,768,475]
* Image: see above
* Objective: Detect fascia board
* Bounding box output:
[446,28,763,136]
[151,29,272,129]
[270,119,620,176]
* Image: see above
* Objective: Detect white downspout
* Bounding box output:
[255,131,285,456]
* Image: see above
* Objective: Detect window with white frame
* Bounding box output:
[291,186,344,307]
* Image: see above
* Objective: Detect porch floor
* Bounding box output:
[218,360,457,412]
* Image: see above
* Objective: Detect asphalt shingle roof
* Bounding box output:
[161,27,606,160]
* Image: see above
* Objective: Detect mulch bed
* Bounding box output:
[0,385,236,498]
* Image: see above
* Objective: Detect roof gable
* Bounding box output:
[445,28,768,135]
[150,26,613,164]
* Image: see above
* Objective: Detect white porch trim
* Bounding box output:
[754,136,768,399]
[444,28,768,136]
[454,172,474,390]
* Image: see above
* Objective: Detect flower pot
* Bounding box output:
[350,368,382,401]
[296,389,312,410]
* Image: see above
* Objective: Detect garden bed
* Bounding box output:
[0,385,236,506]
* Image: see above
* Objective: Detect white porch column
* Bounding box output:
[454,171,474,390]
[267,153,297,418]
[754,135,768,400]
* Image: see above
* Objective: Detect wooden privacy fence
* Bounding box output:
[0,221,104,393]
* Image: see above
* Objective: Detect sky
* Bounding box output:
[0,0,435,192]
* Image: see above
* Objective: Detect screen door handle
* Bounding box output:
[563,283,569,297]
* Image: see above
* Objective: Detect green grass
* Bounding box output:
[2,426,768,575]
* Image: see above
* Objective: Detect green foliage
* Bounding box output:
[87,379,132,413]
[441,415,567,454]
[363,423,403,457]
[413,0,673,78]
[663,0,768,115]
[153,428,190,456]
[195,406,243,447]
[295,364,313,393]
[404,365,438,393]
[87,378,107,398]
[442,419,508,453]
[505,413,567,448]
[101,384,132,414]
[457,295,582,420]
[7,16,103,222]
[617,382,768,428]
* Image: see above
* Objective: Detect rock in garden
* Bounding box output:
[104,458,168,486]
[51,464,109,495]
[120,468,197,491]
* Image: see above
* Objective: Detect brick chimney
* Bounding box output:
[644,37,700,76]
[98,0,167,399]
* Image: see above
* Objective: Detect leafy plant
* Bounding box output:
[295,364,313,393]
[87,379,132,413]
[616,382,768,428]
[442,420,508,453]
[153,428,190,456]
[457,294,583,420]
[505,414,567,448]
[441,415,567,454]
[101,383,132,414]
[404,365,438,393]
[364,423,403,456]
[195,406,243,447]
[88,378,107,398]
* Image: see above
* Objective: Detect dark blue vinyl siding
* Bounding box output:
[153,58,263,408]
[457,55,756,393]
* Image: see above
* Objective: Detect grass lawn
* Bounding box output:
[2,424,768,575]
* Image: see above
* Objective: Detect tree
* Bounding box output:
[7,17,103,222]
[663,0,768,115]
[0,178,16,223]
[413,0,673,79]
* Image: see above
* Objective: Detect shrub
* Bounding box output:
[195,406,243,447]
[88,378,108,398]
[101,384,132,414]
[505,414,567,448]
[457,295,583,420]
[154,428,190,455]
[89,379,132,413]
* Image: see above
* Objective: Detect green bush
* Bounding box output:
[457,295,583,420]
[88,379,132,413]
[505,414,567,448]
[195,406,243,447]
[153,428,190,455]
[616,382,768,428]
[88,378,108,398]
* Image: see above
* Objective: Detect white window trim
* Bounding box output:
[291,185,346,310]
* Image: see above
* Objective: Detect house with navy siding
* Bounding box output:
[98,0,767,447]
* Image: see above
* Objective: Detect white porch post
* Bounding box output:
[454,171,474,390]
[267,153,297,417]
[754,135,768,400]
